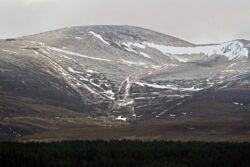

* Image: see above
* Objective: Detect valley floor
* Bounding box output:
[19,117,250,142]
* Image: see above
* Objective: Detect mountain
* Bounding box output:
[0,25,250,141]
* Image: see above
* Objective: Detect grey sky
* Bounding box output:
[0,0,249,44]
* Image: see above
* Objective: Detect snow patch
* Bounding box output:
[122,42,146,54]
[79,77,89,81]
[116,116,127,121]
[46,46,111,62]
[144,40,249,61]
[105,90,115,99]
[86,69,99,73]
[169,114,176,118]
[89,31,110,45]
[135,82,203,92]
[117,99,134,107]
[75,36,83,40]
[123,42,146,49]
[139,52,151,58]
[68,67,84,74]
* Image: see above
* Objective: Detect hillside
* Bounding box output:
[0,25,249,141]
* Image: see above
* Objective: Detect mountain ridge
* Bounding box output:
[12,25,250,47]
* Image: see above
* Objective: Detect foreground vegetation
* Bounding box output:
[0,140,249,167]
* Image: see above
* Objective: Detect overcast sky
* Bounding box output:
[0,0,249,44]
